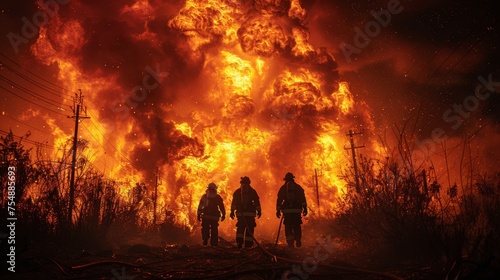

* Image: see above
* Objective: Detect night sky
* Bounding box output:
[1,0,499,177]
[306,0,500,131]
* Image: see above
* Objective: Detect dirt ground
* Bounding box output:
[3,220,499,280]
[2,236,455,280]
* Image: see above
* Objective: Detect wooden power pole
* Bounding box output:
[314,169,322,217]
[153,167,161,225]
[345,130,364,192]
[68,90,89,225]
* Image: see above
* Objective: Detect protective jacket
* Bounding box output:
[197,192,225,221]
[276,181,307,217]
[231,186,261,218]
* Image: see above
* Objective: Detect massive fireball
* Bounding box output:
[29,0,376,239]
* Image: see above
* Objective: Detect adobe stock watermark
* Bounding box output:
[339,0,405,63]
[412,73,500,162]
[100,64,169,132]
[281,235,334,280]
[6,0,70,54]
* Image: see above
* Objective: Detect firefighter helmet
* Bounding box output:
[207,182,217,191]
[240,176,251,185]
[283,172,295,181]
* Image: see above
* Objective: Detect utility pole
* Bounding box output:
[314,169,322,217]
[345,130,364,192]
[153,167,160,225]
[68,90,89,226]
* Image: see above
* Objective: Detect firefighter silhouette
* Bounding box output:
[230,176,261,249]
[276,172,308,247]
[197,182,226,246]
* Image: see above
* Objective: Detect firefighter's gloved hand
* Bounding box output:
[256,209,261,219]
[303,208,308,216]
[276,211,281,218]
[197,214,202,221]
[230,211,235,220]
[221,215,225,221]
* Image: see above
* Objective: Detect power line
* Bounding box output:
[86,110,108,136]
[85,114,136,165]
[0,63,74,101]
[1,113,53,135]
[0,52,135,178]
[440,28,492,79]
[391,7,495,101]
[0,99,135,168]
[0,130,115,181]
[0,129,54,149]
[81,122,123,165]
[86,160,118,183]
[0,75,71,108]
[0,52,76,98]
[0,84,68,116]
[395,9,498,135]
[421,9,493,83]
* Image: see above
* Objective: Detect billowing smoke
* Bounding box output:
[238,17,289,57]
[26,0,376,234]
[128,115,204,180]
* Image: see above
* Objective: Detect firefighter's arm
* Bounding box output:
[219,196,226,221]
[197,196,204,221]
[276,188,283,218]
[230,191,236,219]
[302,205,308,216]
[300,189,308,216]
[254,190,262,218]
[276,199,281,218]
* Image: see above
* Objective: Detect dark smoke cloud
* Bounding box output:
[238,16,289,57]
[129,115,204,180]
[30,0,210,180]
[253,0,291,16]
[168,6,225,45]
[224,96,256,118]
[163,0,370,194]
[8,0,473,184]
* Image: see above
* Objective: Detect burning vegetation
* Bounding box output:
[0,0,499,279]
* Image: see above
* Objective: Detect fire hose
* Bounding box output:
[274,216,284,247]
[242,216,404,280]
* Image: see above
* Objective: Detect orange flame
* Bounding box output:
[29,0,378,239]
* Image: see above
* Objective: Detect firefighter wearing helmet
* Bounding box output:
[230,176,262,249]
[197,182,226,246]
[276,172,308,247]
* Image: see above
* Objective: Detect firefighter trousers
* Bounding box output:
[201,218,219,246]
[236,216,256,248]
[284,213,302,247]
